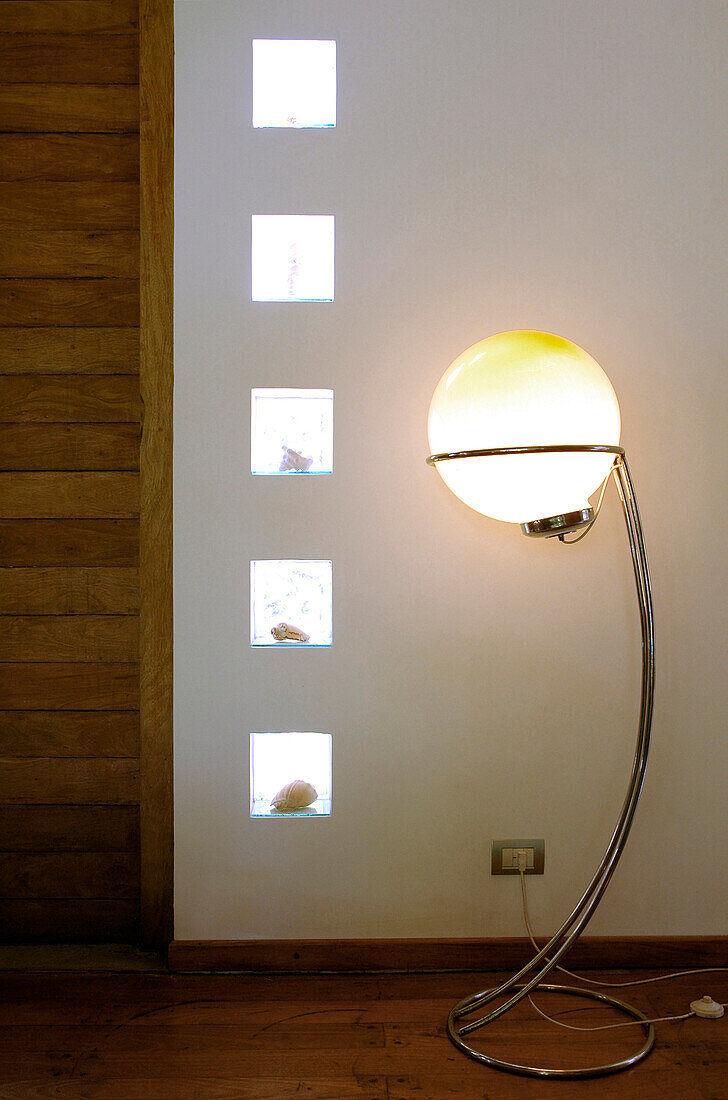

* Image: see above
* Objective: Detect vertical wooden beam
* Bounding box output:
[139,0,174,949]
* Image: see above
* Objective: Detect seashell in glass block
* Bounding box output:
[250,731,332,817]
[251,388,333,475]
[250,559,332,647]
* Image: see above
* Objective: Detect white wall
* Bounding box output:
[174,0,728,940]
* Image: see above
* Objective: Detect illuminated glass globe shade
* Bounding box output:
[427,331,621,524]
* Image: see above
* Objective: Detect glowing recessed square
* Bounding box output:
[250,731,332,817]
[251,215,334,302]
[251,388,333,475]
[250,559,332,647]
[252,39,336,129]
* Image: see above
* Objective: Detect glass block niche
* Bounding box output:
[250,731,332,817]
[251,388,333,475]
[251,559,332,647]
[252,39,336,129]
[251,215,334,302]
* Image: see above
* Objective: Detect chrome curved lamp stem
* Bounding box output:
[428,448,655,1079]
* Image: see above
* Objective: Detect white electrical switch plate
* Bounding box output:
[491,838,545,875]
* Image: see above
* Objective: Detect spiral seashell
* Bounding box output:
[270,779,317,813]
[271,621,310,643]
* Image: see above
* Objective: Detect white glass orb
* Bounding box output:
[427,331,621,523]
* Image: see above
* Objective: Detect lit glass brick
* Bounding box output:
[250,731,333,817]
[250,559,332,647]
[251,388,333,475]
[251,215,334,302]
[252,39,336,129]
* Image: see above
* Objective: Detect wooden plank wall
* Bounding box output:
[138,0,174,949]
[0,0,141,943]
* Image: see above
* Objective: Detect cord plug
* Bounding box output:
[516,849,530,873]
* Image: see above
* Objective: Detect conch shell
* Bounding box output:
[271,621,310,643]
[270,779,317,813]
[280,446,313,473]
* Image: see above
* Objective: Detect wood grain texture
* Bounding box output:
[0,522,139,575]
[0,0,143,946]
[138,0,174,950]
[0,1023,389,1054]
[0,230,139,277]
[0,135,139,181]
[0,757,139,804]
[0,376,141,421]
[0,568,139,615]
[0,615,138,661]
[0,423,140,470]
[0,805,139,851]
[0,2,139,35]
[0,970,726,1096]
[0,851,138,898]
[0,34,138,84]
[0,183,139,228]
[168,936,728,974]
[0,942,160,968]
[0,472,139,518]
[0,327,139,373]
[0,278,139,326]
[0,84,139,133]
[0,662,138,710]
[0,519,138,567]
[0,710,139,756]
[0,899,138,943]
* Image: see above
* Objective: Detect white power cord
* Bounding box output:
[528,992,693,1033]
[516,859,728,1032]
[560,464,617,544]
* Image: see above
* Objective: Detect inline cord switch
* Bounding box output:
[690,996,724,1019]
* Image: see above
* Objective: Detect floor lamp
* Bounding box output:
[426,330,655,1079]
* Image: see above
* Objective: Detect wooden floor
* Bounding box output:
[0,968,726,1098]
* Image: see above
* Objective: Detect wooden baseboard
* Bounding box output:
[168,936,728,973]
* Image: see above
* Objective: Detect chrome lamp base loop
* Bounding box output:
[426,446,655,1080]
[448,984,655,1080]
